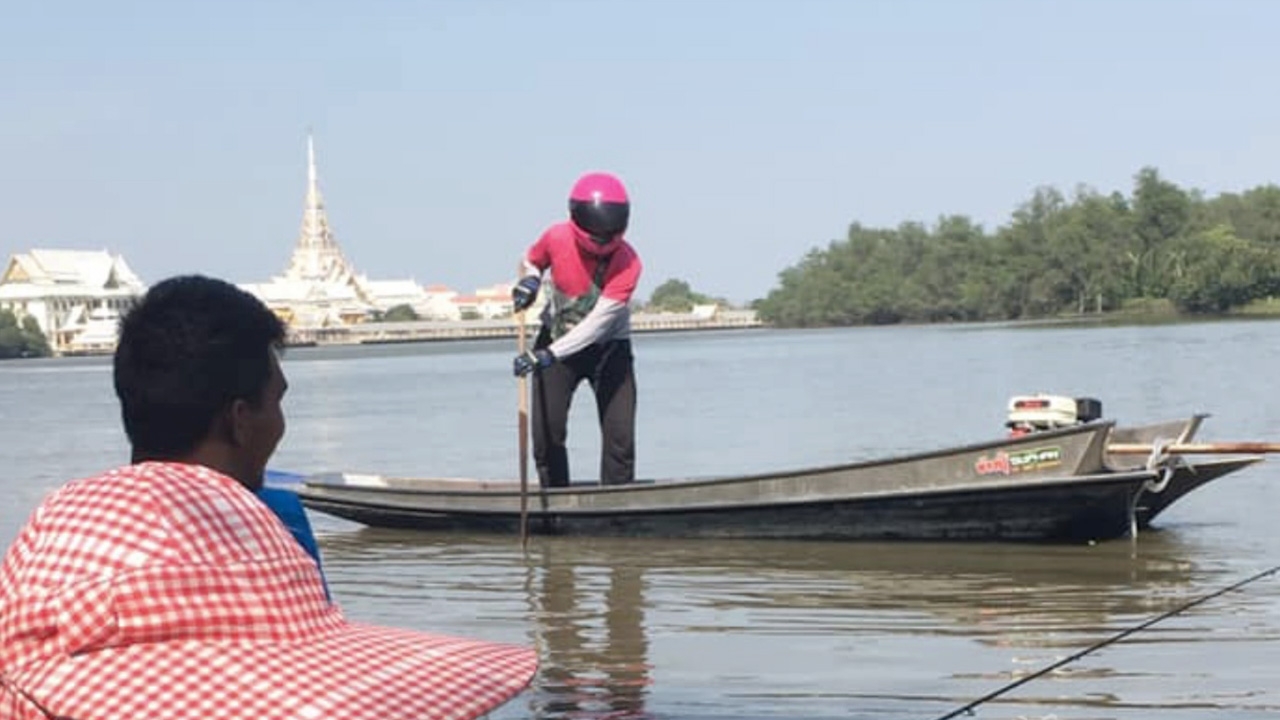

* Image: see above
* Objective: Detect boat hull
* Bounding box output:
[302,472,1156,542]
[294,419,1260,542]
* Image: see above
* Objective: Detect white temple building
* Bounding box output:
[0,249,147,355]
[240,135,433,328]
[421,284,463,321]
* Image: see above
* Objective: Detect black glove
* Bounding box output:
[511,276,541,312]
[513,349,555,377]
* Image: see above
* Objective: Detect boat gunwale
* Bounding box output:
[301,420,1122,498]
[299,457,1263,515]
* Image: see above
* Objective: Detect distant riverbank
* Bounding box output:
[4,308,765,359]
[12,300,1280,361]
[989,297,1280,330]
[288,308,764,347]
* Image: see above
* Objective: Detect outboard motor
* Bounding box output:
[1075,396,1103,423]
[1006,394,1103,437]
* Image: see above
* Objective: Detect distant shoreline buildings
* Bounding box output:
[0,135,527,353]
[0,134,756,355]
[0,249,146,355]
[238,134,522,328]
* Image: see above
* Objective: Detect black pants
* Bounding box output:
[532,335,636,487]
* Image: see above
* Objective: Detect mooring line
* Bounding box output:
[932,563,1280,720]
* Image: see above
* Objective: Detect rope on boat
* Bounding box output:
[930,563,1280,720]
[1127,437,1178,538]
[1142,437,1174,475]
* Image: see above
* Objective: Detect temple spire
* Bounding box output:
[308,133,316,183]
[306,132,320,219]
[284,132,358,285]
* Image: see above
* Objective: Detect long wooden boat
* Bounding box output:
[292,412,1263,543]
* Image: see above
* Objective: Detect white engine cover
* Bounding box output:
[1006,394,1079,428]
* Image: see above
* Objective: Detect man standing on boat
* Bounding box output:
[511,171,643,487]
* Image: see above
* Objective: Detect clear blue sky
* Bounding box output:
[2,0,1277,303]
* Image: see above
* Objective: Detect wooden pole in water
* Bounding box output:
[517,310,530,547]
[1107,442,1280,455]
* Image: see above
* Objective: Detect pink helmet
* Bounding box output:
[569,172,630,245]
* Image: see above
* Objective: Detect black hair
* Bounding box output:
[113,275,286,459]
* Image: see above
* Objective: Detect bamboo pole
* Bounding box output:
[1107,442,1280,455]
[516,310,530,547]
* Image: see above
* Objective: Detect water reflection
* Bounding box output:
[525,550,652,719]
[315,528,655,719]
[308,525,1255,719]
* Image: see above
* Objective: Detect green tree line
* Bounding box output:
[755,167,1280,326]
[645,278,729,312]
[0,310,52,359]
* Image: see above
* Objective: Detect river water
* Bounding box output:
[2,321,1278,719]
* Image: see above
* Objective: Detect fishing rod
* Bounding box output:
[932,563,1280,720]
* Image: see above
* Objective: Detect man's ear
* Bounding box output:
[227,398,252,447]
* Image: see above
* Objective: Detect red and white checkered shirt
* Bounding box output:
[0,462,536,720]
